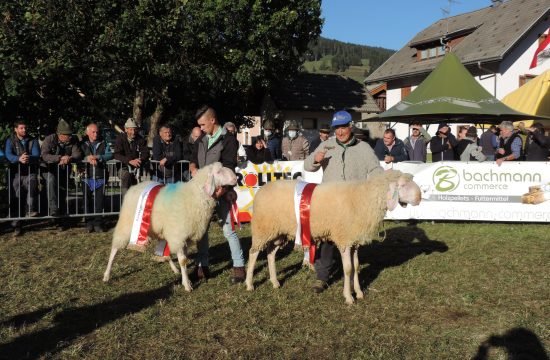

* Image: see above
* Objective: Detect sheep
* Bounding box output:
[103,162,237,291]
[245,170,421,304]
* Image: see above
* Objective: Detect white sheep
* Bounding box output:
[103,162,237,291]
[245,170,421,304]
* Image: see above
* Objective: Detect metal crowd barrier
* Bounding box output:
[1,160,190,222]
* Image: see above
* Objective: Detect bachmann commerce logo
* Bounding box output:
[433,166,459,192]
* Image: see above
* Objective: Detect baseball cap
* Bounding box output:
[331,110,352,127]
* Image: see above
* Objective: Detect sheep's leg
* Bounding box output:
[339,246,354,304]
[267,244,281,289]
[167,258,180,275]
[352,247,364,299]
[103,247,119,282]
[246,249,260,291]
[176,247,192,292]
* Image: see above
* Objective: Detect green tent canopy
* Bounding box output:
[374,53,550,124]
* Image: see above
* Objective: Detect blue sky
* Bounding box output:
[321,0,493,50]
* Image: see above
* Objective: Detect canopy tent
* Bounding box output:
[367,53,550,124]
[502,70,550,128]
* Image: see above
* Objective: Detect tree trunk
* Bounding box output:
[148,98,164,147]
[133,89,145,127]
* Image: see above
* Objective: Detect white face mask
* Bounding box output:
[264,130,272,137]
[288,130,297,138]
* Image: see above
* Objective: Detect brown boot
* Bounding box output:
[231,267,246,284]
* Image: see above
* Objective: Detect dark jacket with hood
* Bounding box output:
[430,123,458,162]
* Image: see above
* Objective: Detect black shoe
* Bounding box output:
[27,211,39,217]
[86,225,94,233]
[94,225,105,233]
[312,280,328,294]
[194,266,210,282]
[50,208,60,217]
[13,227,22,238]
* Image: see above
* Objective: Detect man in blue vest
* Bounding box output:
[5,119,40,236]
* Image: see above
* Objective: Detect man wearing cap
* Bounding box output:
[282,120,309,161]
[262,120,282,160]
[404,122,432,162]
[430,123,458,162]
[41,119,82,218]
[495,121,522,166]
[374,128,408,164]
[190,105,246,284]
[309,124,331,153]
[114,118,149,197]
[304,110,382,293]
[5,118,40,236]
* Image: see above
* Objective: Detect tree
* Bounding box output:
[0,1,322,136]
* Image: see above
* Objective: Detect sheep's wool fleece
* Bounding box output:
[304,137,382,182]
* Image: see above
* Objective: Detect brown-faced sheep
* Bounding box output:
[103,162,237,291]
[245,170,421,304]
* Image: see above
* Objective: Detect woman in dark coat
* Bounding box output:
[246,136,273,164]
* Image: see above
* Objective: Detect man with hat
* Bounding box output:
[281,120,309,161]
[309,124,331,153]
[262,120,281,160]
[430,123,458,162]
[41,119,82,218]
[404,122,432,162]
[114,118,149,197]
[495,121,522,166]
[304,110,382,293]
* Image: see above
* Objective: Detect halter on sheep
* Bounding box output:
[245,170,421,304]
[103,162,237,291]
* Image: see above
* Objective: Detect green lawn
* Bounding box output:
[0,220,548,359]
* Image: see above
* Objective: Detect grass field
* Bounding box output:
[0,219,548,359]
[303,56,370,83]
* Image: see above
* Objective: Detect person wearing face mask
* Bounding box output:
[281,120,309,161]
[41,119,82,222]
[262,120,282,160]
[430,123,458,162]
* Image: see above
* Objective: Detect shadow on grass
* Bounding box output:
[356,224,449,289]
[0,284,174,359]
[472,327,549,360]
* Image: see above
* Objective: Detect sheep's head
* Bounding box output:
[203,162,238,198]
[387,173,421,211]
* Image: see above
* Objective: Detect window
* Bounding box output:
[302,118,317,130]
[519,74,536,87]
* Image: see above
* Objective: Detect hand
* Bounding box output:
[129,159,141,167]
[496,148,505,155]
[19,153,29,164]
[59,155,71,165]
[87,155,98,166]
[159,158,167,168]
[496,157,505,166]
[314,149,327,163]
[190,164,198,178]
[384,155,393,163]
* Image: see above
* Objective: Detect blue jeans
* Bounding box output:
[196,199,244,267]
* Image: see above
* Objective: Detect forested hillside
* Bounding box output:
[303,37,395,82]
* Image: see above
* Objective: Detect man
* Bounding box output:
[183,127,202,161]
[114,118,149,197]
[263,120,282,160]
[495,121,522,166]
[480,125,498,161]
[152,125,183,183]
[430,123,458,162]
[309,124,330,153]
[403,122,432,162]
[374,128,408,164]
[521,122,550,161]
[455,126,486,162]
[304,110,382,293]
[223,122,247,162]
[190,105,246,284]
[5,119,40,236]
[81,123,113,232]
[282,120,309,161]
[41,119,82,218]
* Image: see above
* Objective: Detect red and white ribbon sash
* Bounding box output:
[229,199,241,231]
[129,182,164,247]
[294,181,317,264]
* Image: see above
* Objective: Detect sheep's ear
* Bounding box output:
[203,170,217,196]
[386,182,398,211]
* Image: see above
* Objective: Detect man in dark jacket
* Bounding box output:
[189,105,245,284]
[41,119,82,218]
[183,127,202,161]
[521,122,550,161]
[262,120,282,160]
[430,123,458,162]
[309,125,331,153]
[81,123,113,232]
[5,118,40,236]
[113,118,149,197]
[152,125,182,183]
[495,121,522,166]
[374,128,408,163]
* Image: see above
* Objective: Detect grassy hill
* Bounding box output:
[303,37,395,82]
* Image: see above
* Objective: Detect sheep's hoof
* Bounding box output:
[355,290,364,299]
[183,285,193,292]
[345,297,355,305]
[271,280,281,289]
[102,274,110,282]
[246,284,254,291]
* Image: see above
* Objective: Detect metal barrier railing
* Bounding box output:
[1,160,190,222]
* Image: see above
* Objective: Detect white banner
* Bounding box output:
[235,161,550,223]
